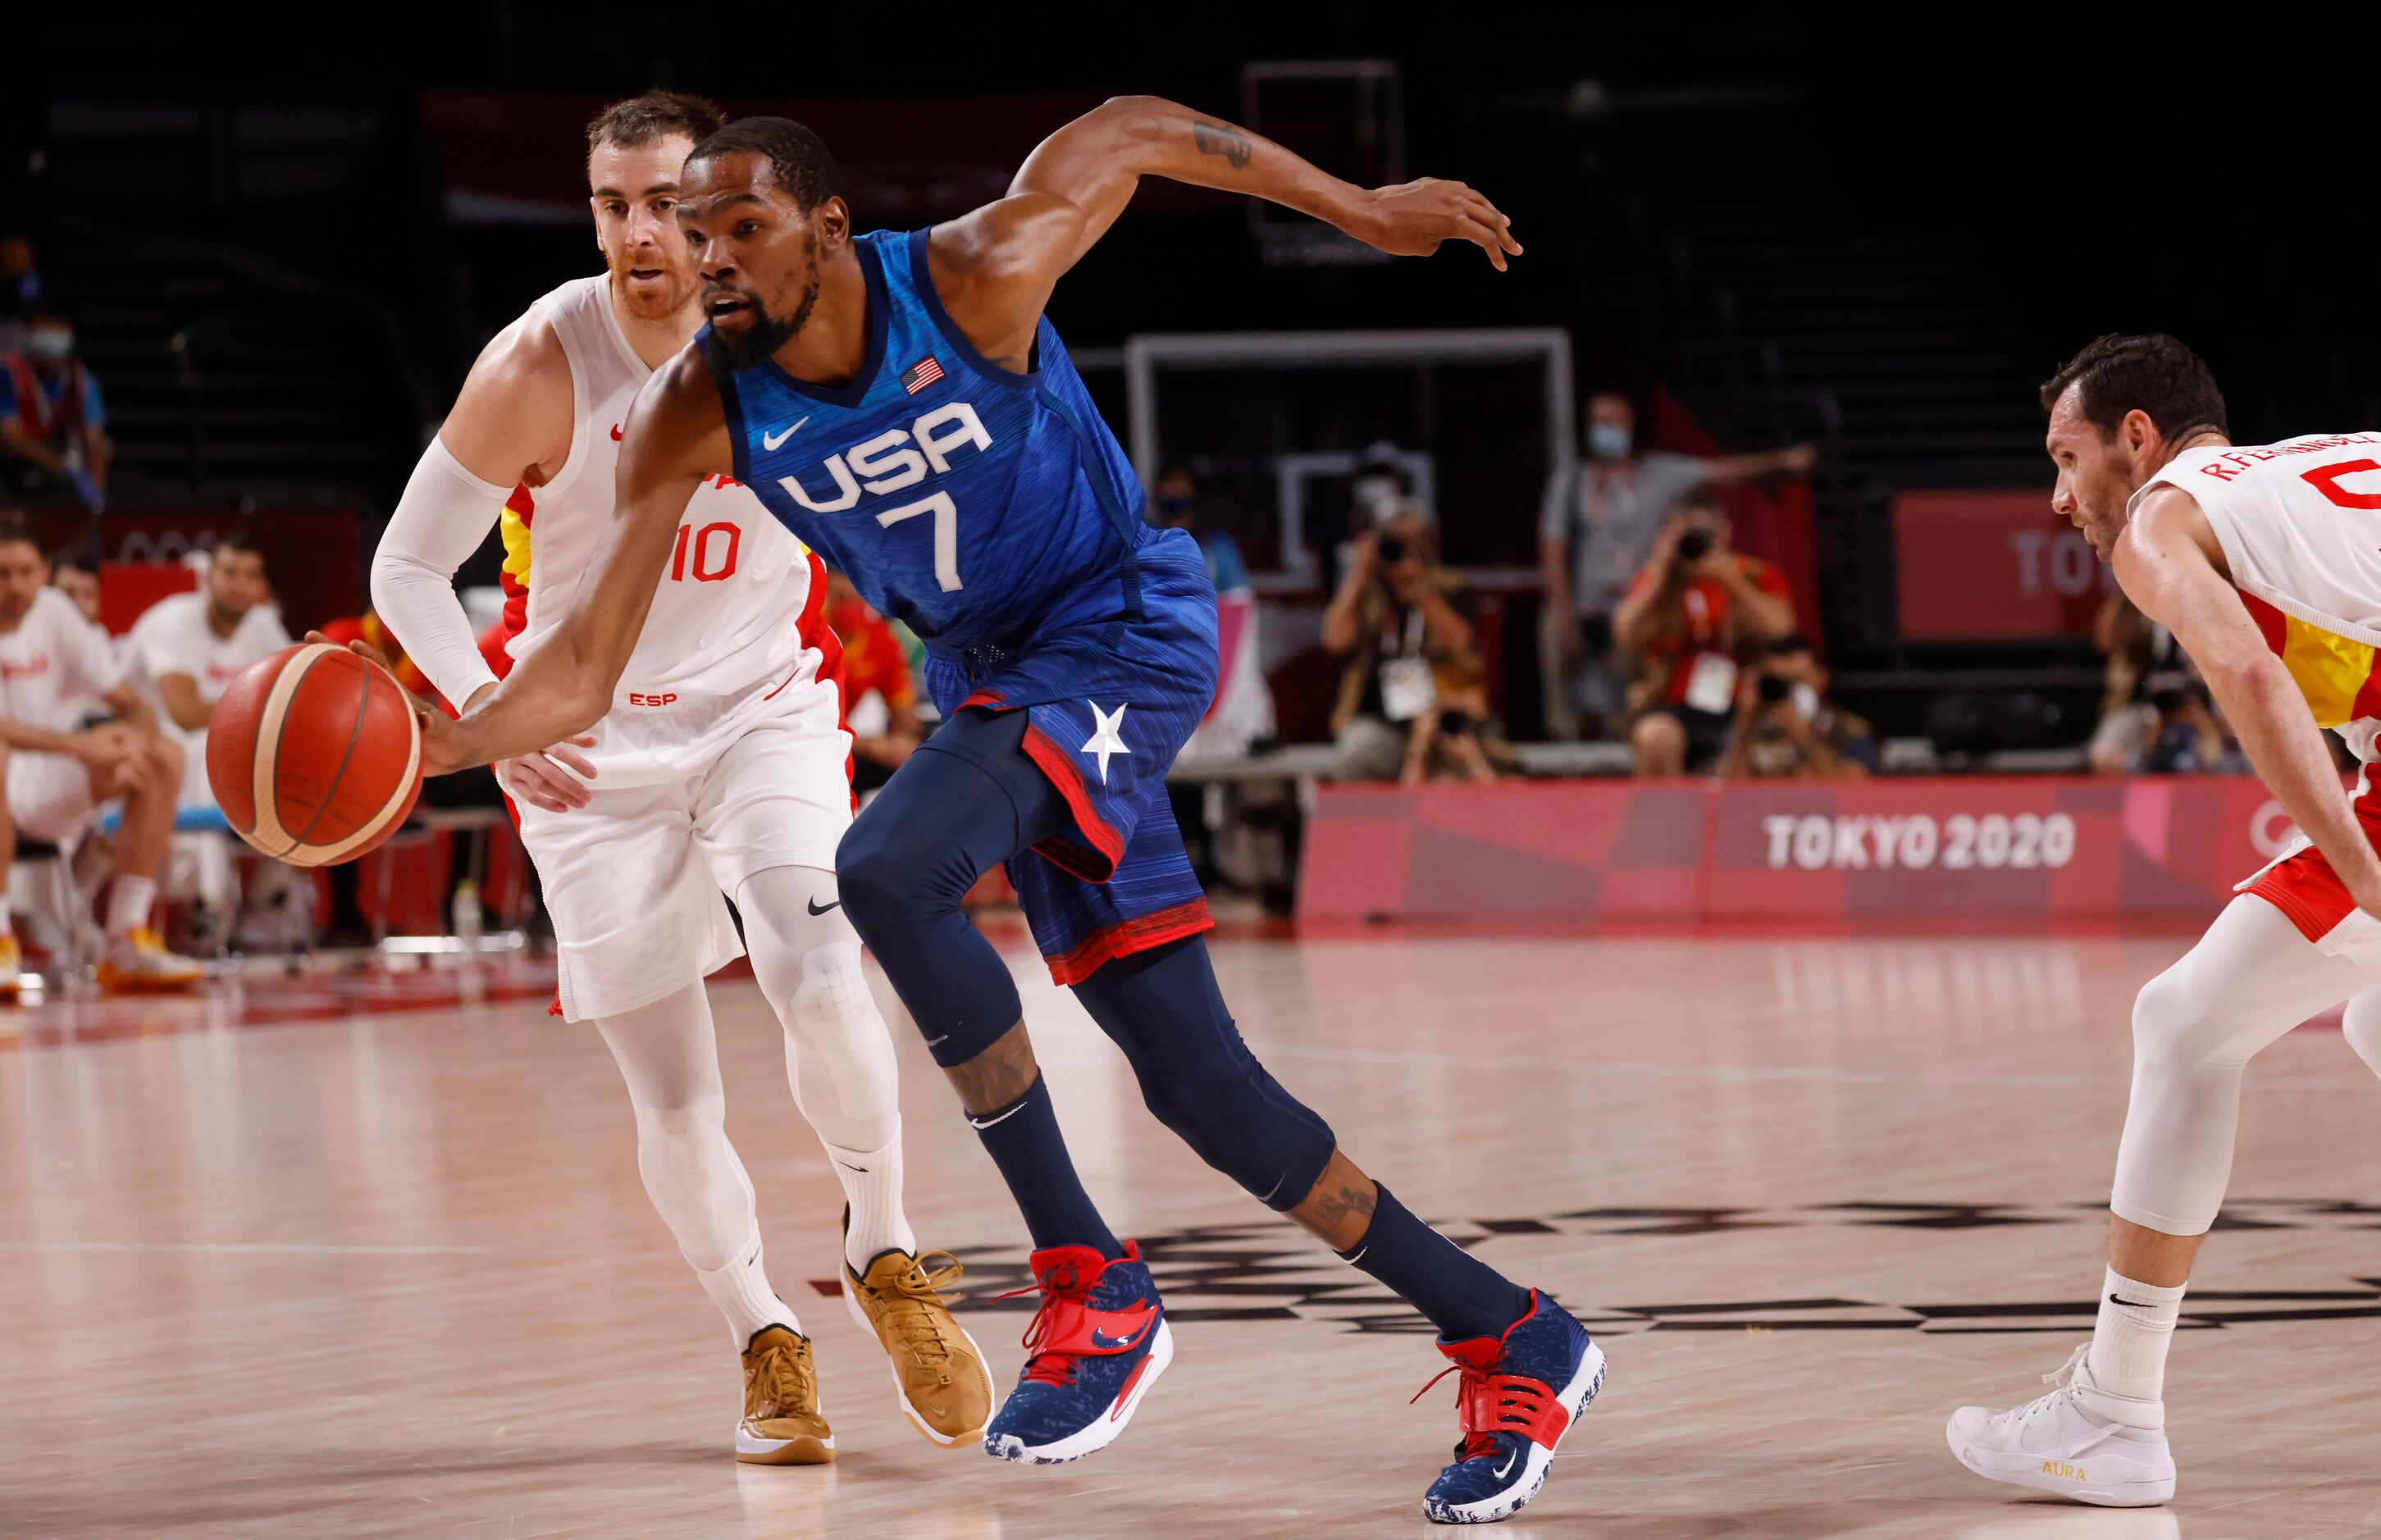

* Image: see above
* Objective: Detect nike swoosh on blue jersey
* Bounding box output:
[762,415,810,451]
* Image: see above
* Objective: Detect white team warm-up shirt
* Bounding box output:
[0,588,125,735]
[125,590,294,809]
[2132,434,2381,760]
[490,275,815,704]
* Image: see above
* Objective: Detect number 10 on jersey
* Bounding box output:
[670,522,742,582]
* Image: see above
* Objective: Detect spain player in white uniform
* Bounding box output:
[366,92,989,1464]
[0,519,203,991]
[1948,333,2381,1504]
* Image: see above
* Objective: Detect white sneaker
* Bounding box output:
[1946,1344,2175,1506]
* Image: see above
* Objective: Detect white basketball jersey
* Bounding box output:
[2133,433,2381,759]
[504,275,814,700]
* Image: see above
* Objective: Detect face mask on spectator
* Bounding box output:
[1588,421,1632,459]
[27,329,73,363]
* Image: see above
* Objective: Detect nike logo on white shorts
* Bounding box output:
[762,416,810,451]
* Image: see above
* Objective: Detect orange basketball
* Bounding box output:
[206,643,424,867]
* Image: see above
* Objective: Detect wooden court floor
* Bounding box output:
[7,929,2381,1538]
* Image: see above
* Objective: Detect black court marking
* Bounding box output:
[805,1201,2381,1337]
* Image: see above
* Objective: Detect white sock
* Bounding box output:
[2088,1266,2185,1410]
[107,874,158,940]
[828,1130,916,1273]
[696,1228,798,1347]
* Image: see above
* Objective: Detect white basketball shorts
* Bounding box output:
[5,749,99,846]
[513,653,851,1023]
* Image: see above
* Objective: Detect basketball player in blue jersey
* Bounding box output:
[426,97,1599,1524]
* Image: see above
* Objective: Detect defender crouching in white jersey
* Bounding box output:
[364,92,990,1463]
[1949,334,2381,1505]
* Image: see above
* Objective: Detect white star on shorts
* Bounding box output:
[1080,702,1129,785]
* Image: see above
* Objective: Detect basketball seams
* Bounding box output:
[232,643,422,866]
[283,650,376,852]
[246,643,340,855]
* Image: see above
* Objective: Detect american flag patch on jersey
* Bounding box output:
[900,356,946,394]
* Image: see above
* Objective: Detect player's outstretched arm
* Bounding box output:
[2118,488,2381,914]
[930,97,1520,364]
[421,351,725,776]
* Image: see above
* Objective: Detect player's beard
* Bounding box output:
[709,251,820,371]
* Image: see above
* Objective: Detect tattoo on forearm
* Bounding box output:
[946,1020,1039,1115]
[1311,1184,1376,1228]
[1192,121,1253,171]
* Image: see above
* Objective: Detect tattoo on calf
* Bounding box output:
[1192,121,1253,171]
[946,1021,1039,1115]
[1312,1184,1377,1229]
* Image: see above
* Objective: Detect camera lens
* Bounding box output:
[1377,535,1408,564]
[1757,673,1791,704]
[1676,529,1712,562]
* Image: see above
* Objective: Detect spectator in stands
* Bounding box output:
[125,534,292,806]
[0,517,202,988]
[0,305,110,510]
[1720,634,1873,780]
[1540,390,1814,736]
[2088,591,2218,775]
[1614,494,1798,777]
[1322,501,1491,781]
[50,551,103,630]
[0,235,41,355]
[1152,464,1252,597]
[824,569,923,793]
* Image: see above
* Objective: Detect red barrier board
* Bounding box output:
[1298,777,2295,924]
[1895,490,2113,640]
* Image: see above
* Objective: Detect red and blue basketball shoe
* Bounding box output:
[1413,1290,1606,1524]
[982,1241,1174,1465]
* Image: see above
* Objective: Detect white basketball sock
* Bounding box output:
[696,1227,799,1346]
[107,874,157,939]
[827,1131,916,1272]
[2088,1266,2185,1412]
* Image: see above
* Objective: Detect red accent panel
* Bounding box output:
[1017,722,1126,881]
[1893,491,2108,641]
[1044,898,1216,986]
[961,687,1007,710]
[2239,590,2291,658]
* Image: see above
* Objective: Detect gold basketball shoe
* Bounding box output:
[737,1326,834,1465]
[844,1244,995,1447]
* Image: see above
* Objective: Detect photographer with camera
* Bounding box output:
[1612,495,1797,777]
[1720,634,1874,781]
[1321,503,1495,783]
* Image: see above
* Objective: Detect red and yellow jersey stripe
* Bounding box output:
[2240,590,2381,728]
[496,483,535,645]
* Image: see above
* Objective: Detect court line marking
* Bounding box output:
[0,1241,484,1256]
[1236,1040,2381,1093]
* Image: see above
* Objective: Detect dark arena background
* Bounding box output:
[7,11,2381,1536]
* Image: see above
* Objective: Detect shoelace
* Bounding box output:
[1990,1344,2091,1428]
[993,1262,1095,1388]
[875,1252,965,1369]
[746,1338,815,1422]
[1411,1360,1554,1464]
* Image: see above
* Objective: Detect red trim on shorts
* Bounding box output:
[1017,722,1126,882]
[962,686,1006,710]
[1043,897,1216,986]
[2238,590,2290,657]
[2243,786,2381,944]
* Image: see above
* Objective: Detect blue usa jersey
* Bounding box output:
[714,228,1150,654]
[708,226,1221,984]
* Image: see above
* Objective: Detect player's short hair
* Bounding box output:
[688,117,846,211]
[50,548,96,576]
[212,531,265,564]
[0,512,43,558]
[2040,332,2228,444]
[587,89,728,153]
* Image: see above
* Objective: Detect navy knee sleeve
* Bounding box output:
[836,713,1072,1068]
[1071,935,1336,1210]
